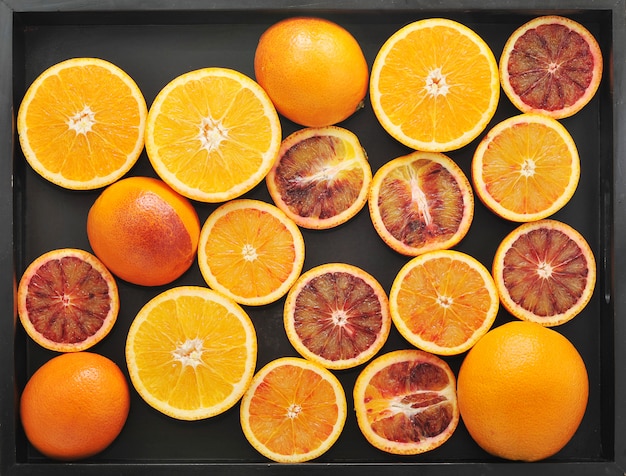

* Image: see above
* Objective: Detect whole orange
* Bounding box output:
[87,176,200,286]
[457,320,588,461]
[20,352,130,461]
[254,17,369,127]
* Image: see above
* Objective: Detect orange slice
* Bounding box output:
[145,67,282,202]
[125,286,257,420]
[284,263,391,370]
[370,18,500,152]
[472,113,580,222]
[240,357,347,463]
[353,349,459,455]
[266,126,372,229]
[368,151,474,256]
[492,219,596,326]
[197,199,305,306]
[389,249,499,355]
[17,57,147,190]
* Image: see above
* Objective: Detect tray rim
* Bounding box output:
[1,0,625,475]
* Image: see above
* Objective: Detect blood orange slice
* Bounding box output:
[353,349,459,455]
[17,248,119,352]
[500,15,603,119]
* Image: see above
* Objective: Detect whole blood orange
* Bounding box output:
[457,321,588,461]
[20,352,130,461]
[87,176,200,286]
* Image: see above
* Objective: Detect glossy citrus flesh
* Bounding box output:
[125,286,257,420]
[370,18,499,152]
[198,199,305,306]
[240,357,347,463]
[87,176,200,287]
[17,57,147,190]
[353,349,459,455]
[254,17,368,127]
[17,248,119,352]
[369,151,474,256]
[492,219,596,326]
[20,352,130,461]
[266,126,372,229]
[145,67,282,202]
[457,320,588,461]
[472,113,580,222]
[500,15,603,119]
[284,263,391,370]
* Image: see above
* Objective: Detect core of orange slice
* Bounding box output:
[17,57,147,190]
[389,249,499,355]
[370,18,500,152]
[266,126,372,230]
[472,113,580,222]
[368,151,474,256]
[240,357,347,463]
[125,286,257,420]
[492,219,596,326]
[197,199,305,306]
[284,262,391,370]
[145,67,282,202]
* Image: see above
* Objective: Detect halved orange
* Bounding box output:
[125,286,257,420]
[472,113,580,222]
[284,262,391,370]
[240,357,347,463]
[492,219,596,326]
[368,151,474,256]
[370,18,500,152]
[197,199,305,306]
[389,249,499,355]
[145,67,282,202]
[17,57,147,190]
[266,126,372,229]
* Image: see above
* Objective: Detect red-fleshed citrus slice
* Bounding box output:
[492,219,596,326]
[368,151,474,256]
[266,126,372,230]
[500,15,603,119]
[353,349,459,455]
[17,248,119,352]
[284,262,391,370]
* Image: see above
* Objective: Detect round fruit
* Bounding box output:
[254,16,368,127]
[492,219,596,326]
[20,352,130,461]
[353,349,459,455]
[368,151,474,256]
[457,321,589,461]
[284,262,391,370]
[266,126,372,229]
[87,176,200,287]
[17,248,119,352]
[500,15,603,119]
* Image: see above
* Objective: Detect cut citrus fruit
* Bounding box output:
[125,286,257,420]
[389,249,499,355]
[240,357,347,463]
[368,151,474,256]
[17,248,119,352]
[145,67,282,202]
[370,18,500,152]
[353,349,459,455]
[500,15,603,119]
[284,263,391,370]
[472,113,580,222]
[17,57,147,190]
[197,199,305,306]
[492,219,596,326]
[266,126,372,230]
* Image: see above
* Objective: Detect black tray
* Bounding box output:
[1,1,625,475]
